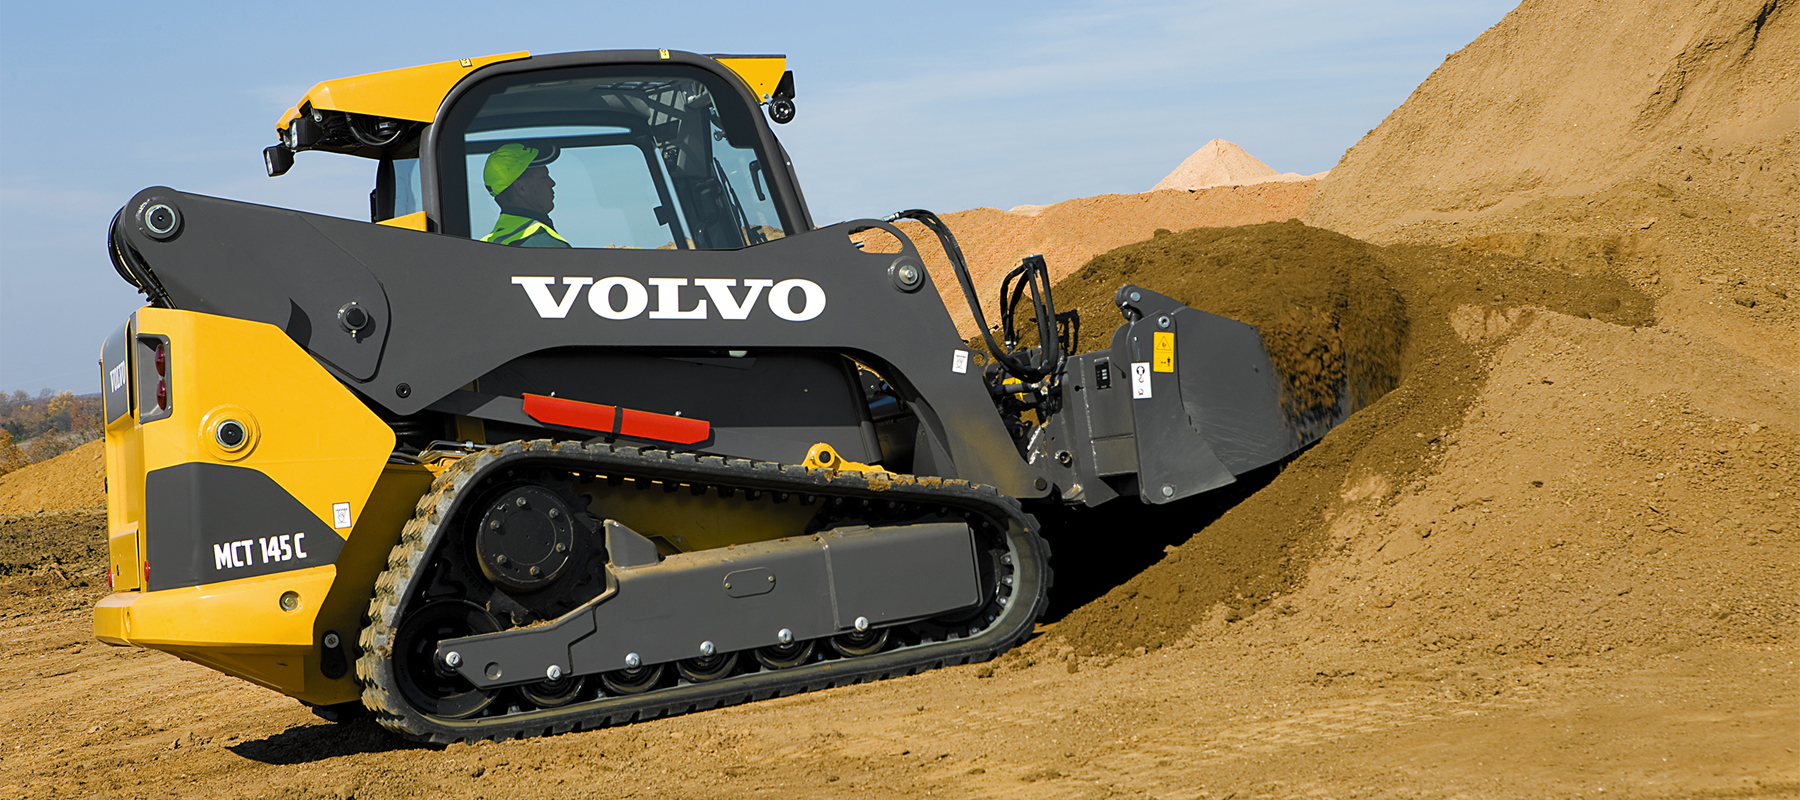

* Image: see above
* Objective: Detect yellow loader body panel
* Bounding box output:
[94,307,431,705]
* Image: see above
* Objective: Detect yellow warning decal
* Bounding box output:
[1153,331,1175,373]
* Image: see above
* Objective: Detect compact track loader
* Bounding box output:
[93,50,1360,742]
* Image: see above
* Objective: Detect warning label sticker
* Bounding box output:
[1131,362,1152,399]
[1153,331,1174,373]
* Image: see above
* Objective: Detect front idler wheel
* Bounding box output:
[391,600,502,719]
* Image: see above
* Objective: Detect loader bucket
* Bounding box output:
[1044,284,1358,506]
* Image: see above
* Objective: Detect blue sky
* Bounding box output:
[0,0,1515,394]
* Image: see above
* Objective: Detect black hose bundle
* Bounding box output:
[886,209,1063,383]
[107,208,173,307]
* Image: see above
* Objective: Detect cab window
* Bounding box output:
[437,65,788,249]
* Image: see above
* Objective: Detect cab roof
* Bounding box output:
[276,51,790,135]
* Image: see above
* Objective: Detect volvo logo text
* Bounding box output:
[512,277,826,322]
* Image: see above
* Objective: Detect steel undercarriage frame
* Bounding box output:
[358,439,1053,743]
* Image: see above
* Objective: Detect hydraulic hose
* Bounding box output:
[885,209,1059,382]
[107,207,173,308]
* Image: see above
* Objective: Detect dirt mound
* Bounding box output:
[857,181,1317,336]
[1048,224,1662,656]
[1151,139,1313,191]
[1277,312,1800,657]
[1304,0,1799,374]
[0,439,105,515]
[1307,0,1799,246]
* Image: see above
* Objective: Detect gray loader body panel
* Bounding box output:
[115,187,1044,496]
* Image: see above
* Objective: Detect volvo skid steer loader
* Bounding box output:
[93,50,1359,743]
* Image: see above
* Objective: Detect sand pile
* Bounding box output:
[856,181,1317,336]
[1046,0,1797,660]
[1151,139,1322,192]
[1045,221,1672,654]
[1305,0,1798,371]
[1307,0,1798,245]
[0,439,105,515]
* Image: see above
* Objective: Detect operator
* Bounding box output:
[481,142,570,247]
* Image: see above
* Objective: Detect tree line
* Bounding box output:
[0,390,103,477]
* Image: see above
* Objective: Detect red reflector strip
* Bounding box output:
[521,394,710,445]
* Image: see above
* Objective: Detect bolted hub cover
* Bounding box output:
[474,485,579,592]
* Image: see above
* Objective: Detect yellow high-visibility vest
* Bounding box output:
[482,213,570,246]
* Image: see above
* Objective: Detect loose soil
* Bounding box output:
[0,439,105,515]
[0,511,106,617]
[5,0,1797,796]
[1056,221,1411,422]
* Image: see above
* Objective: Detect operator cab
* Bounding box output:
[266,51,806,249]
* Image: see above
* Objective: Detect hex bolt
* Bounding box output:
[548,508,560,519]
[528,565,541,577]
[700,641,716,656]
[555,542,568,553]
[546,664,563,681]
[998,596,1009,607]
[322,631,341,649]
[625,652,641,668]
[490,520,502,530]
[445,651,463,668]
[1001,554,1013,566]
[515,496,528,508]
[1161,484,1175,498]
[854,616,870,632]
[496,554,510,565]
[778,628,794,644]
[1003,575,1014,586]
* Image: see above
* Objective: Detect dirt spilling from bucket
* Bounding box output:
[1041,222,1663,657]
[1055,221,1409,422]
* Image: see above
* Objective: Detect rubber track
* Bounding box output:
[356,439,1052,744]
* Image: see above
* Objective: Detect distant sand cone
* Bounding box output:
[1153,139,1324,191]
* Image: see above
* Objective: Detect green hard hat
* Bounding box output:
[483,143,557,196]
